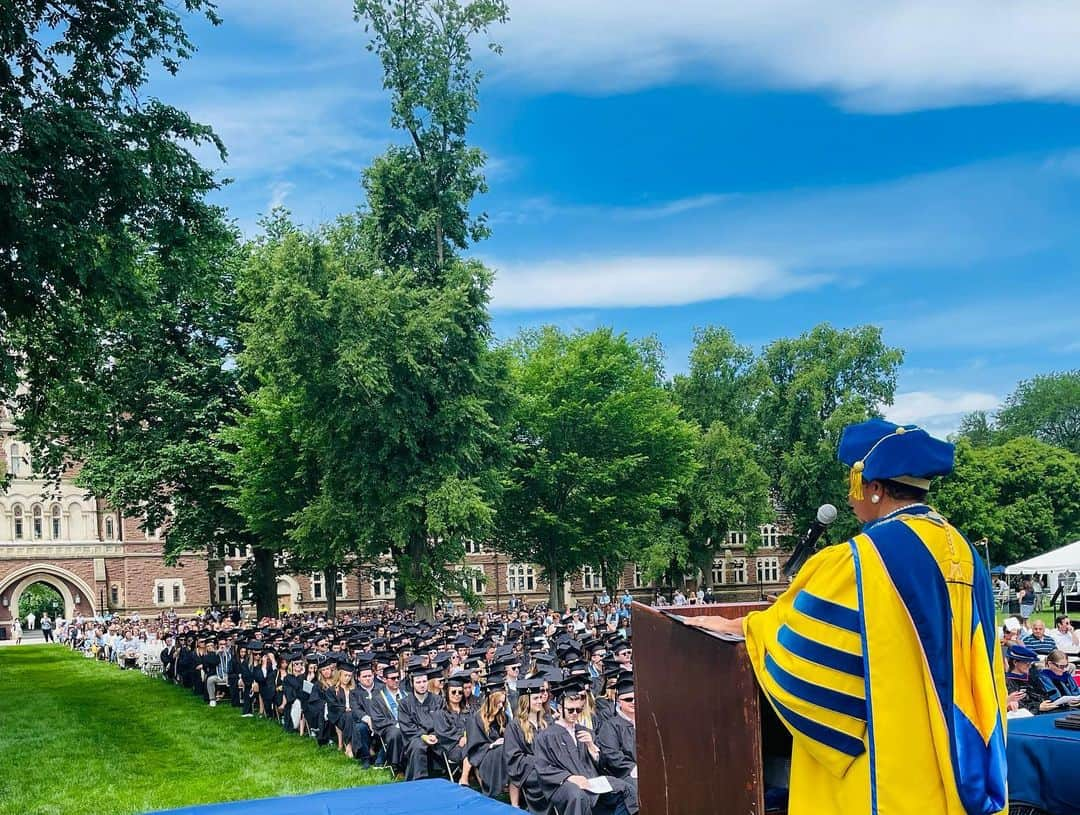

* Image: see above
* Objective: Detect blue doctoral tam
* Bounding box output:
[838,418,954,499]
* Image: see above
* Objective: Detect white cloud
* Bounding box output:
[489,254,826,311]
[884,390,1001,438]
[494,1,1080,111]
[236,1,1080,112]
[267,181,296,210]
[491,193,731,225]
[181,86,385,177]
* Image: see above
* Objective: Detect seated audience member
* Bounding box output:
[117,630,142,669]
[1023,619,1057,656]
[534,679,637,815]
[1039,649,1080,709]
[1049,616,1080,653]
[597,675,636,784]
[505,678,551,814]
[466,675,513,801]
[347,660,378,766]
[281,653,309,733]
[1003,645,1052,714]
[398,667,445,780]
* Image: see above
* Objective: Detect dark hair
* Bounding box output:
[879,479,929,502]
[1056,616,1071,627]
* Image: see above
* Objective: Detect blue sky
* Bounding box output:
[150,1,1080,437]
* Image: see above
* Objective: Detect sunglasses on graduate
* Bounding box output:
[449,689,463,695]
[563,704,585,715]
[1050,660,1070,669]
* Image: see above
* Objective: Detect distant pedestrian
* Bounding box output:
[12,618,23,644]
[40,612,54,643]
[26,611,36,630]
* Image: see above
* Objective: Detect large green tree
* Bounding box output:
[1,0,224,405]
[498,327,697,609]
[658,326,773,587]
[934,437,1080,565]
[754,324,904,541]
[996,371,1080,455]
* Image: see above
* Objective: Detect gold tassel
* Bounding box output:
[849,461,865,500]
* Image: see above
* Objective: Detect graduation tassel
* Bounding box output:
[849,461,865,501]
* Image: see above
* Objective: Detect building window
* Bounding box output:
[156,584,166,604]
[31,505,43,539]
[507,563,536,593]
[727,530,747,548]
[730,559,747,585]
[310,572,324,600]
[757,557,780,584]
[221,543,251,559]
[633,563,645,589]
[457,566,485,595]
[110,586,120,606]
[50,505,61,540]
[12,505,23,539]
[371,570,396,600]
[8,443,20,477]
[464,539,484,555]
[216,572,241,604]
[335,572,346,599]
[153,580,185,606]
[760,524,781,549]
[104,516,115,540]
[711,559,725,586]
[581,565,601,591]
[172,583,182,603]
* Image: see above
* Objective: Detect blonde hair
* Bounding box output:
[514,692,547,745]
[336,670,356,692]
[479,690,507,734]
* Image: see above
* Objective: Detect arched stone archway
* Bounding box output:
[276,575,300,614]
[0,563,96,624]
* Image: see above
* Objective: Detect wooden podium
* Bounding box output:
[632,601,790,815]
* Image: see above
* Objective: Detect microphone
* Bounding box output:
[782,504,838,579]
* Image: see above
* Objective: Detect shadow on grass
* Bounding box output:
[0,647,388,815]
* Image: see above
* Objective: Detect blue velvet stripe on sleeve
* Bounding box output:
[777,625,865,678]
[793,590,861,634]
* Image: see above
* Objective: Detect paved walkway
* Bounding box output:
[0,629,49,646]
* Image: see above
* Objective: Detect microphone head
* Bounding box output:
[816,504,839,525]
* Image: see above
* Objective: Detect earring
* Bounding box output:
[870,494,880,504]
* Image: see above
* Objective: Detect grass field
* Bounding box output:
[0,646,386,815]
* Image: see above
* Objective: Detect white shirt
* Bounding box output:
[1050,628,1080,653]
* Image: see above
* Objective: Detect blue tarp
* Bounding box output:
[150,779,518,815]
[1007,712,1080,814]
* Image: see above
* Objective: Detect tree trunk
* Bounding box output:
[251,546,278,620]
[325,566,338,619]
[548,561,563,612]
[402,536,434,620]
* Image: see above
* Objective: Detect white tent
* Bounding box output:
[1006,540,1080,577]
[1006,541,1080,612]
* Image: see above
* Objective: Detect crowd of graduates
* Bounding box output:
[67,604,640,815]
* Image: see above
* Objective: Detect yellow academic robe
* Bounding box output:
[744,506,1008,815]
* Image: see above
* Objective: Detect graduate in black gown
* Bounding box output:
[465,676,512,800]
[305,658,337,745]
[369,665,407,770]
[281,653,309,732]
[327,661,360,755]
[254,648,278,719]
[347,661,378,767]
[398,668,445,780]
[533,679,636,815]
[504,678,551,814]
[435,675,472,781]
[596,674,636,806]
[238,646,258,717]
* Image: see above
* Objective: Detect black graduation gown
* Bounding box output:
[398,692,445,780]
[176,647,196,688]
[239,659,257,715]
[282,674,308,732]
[465,710,510,796]
[592,697,615,728]
[533,723,635,815]
[596,714,635,777]
[434,705,470,767]
[160,646,175,681]
[254,663,277,717]
[369,688,407,768]
[304,682,335,744]
[505,718,548,814]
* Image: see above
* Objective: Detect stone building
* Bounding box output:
[1,408,795,632]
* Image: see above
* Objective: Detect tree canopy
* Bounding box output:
[497,327,697,609]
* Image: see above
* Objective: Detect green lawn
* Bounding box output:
[0,647,387,815]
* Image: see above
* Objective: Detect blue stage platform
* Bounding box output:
[150,778,518,815]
